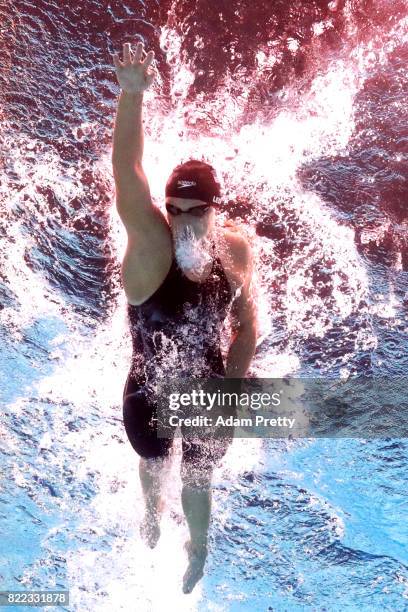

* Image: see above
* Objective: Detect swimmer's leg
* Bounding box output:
[139,450,173,549]
[180,459,213,594]
[122,379,174,548]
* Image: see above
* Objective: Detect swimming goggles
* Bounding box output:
[165,203,213,217]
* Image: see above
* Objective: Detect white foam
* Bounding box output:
[173,224,213,276]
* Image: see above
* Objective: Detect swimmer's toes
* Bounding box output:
[140,515,161,549]
[182,562,204,594]
[182,546,207,594]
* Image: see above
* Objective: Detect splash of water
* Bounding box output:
[173,223,213,275]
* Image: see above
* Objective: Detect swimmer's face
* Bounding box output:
[165,197,215,240]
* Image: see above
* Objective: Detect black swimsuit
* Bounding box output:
[122,242,235,464]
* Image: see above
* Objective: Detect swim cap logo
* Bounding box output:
[177,180,197,188]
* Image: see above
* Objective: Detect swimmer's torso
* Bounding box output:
[127,242,234,382]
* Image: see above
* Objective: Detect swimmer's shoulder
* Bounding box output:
[218,220,253,282]
[221,220,252,261]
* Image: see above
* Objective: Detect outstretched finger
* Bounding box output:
[123,42,132,64]
[142,50,155,69]
[145,68,157,87]
[112,52,123,69]
[134,41,144,63]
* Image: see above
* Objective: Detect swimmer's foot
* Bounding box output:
[140,498,165,549]
[139,512,160,548]
[182,540,208,594]
[183,539,191,554]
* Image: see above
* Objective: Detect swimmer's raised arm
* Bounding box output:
[111,41,171,304]
[112,41,156,169]
[111,41,165,233]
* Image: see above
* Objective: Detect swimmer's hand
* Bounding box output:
[112,41,157,94]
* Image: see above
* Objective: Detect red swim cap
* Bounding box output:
[165,159,222,205]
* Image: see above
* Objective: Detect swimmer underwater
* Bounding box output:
[111,41,258,594]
